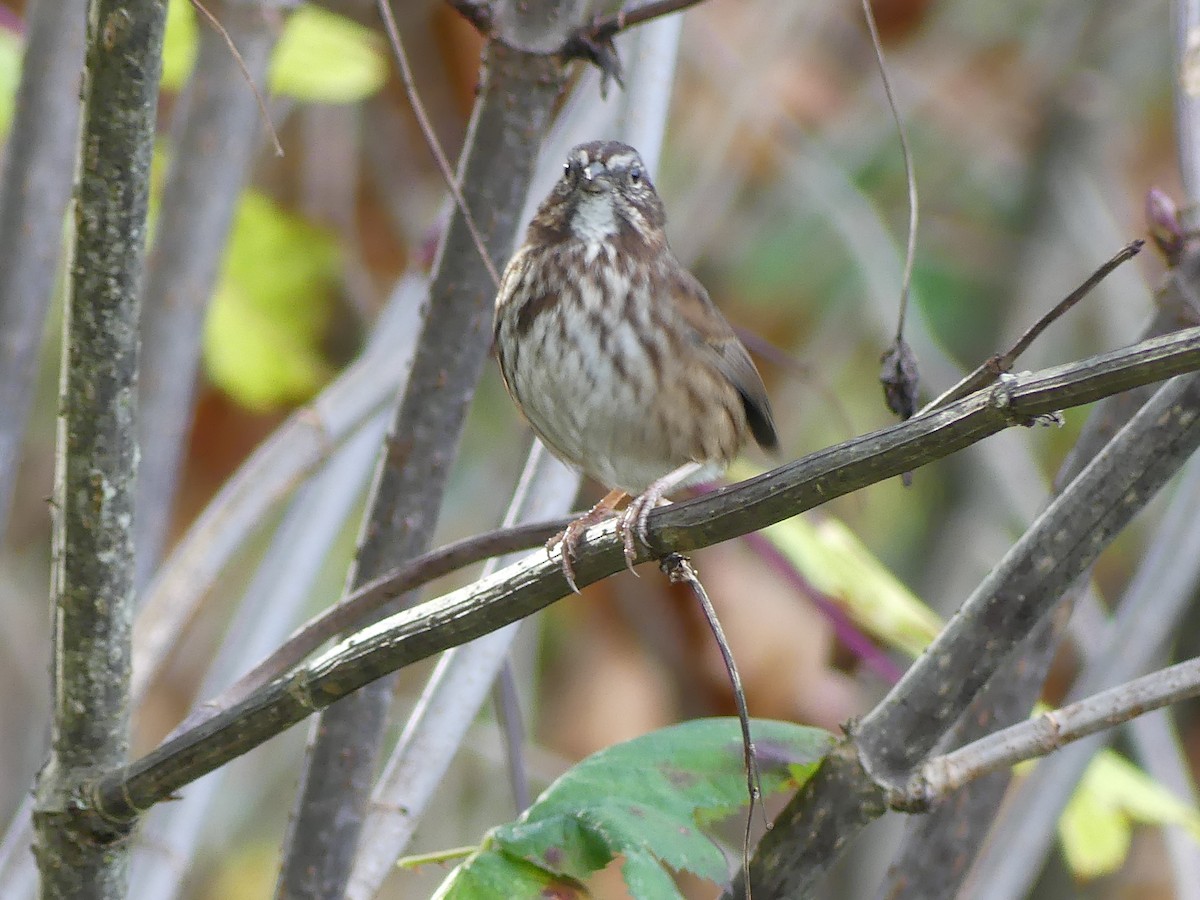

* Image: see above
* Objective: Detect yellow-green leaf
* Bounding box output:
[1059,750,1200,880]
[269,6,386,103]
[161,0,198,92]
[161,2,385,103]
[728,461,942,657]
[0,28,24,134]
[203,191,340,411]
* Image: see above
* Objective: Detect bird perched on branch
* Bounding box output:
[494,140,777,590]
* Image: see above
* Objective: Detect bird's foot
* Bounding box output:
[616,490,663,576]
[615,461,707,574]
[547,489,627,592]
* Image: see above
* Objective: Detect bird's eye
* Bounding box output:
[629,165,643,183]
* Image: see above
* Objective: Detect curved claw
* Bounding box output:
[548,519,590,593]
[548,489,628,593]
[617,488,665,575]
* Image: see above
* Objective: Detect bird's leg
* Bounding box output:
[548,488,629,593]
[618,461,704,574]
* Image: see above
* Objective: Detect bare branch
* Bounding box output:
[379,0,500,289]
[912,656,1200,803]
[136,0,281,584]
[736,365,1200,898]
[927,240,1145,411]
[276,4,571,892]
[170,513,572,734]
[559,0,705,86]
[87,324,1200,826]
[34,0,166,891]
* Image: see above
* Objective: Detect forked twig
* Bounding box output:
[860,0,918,346]
[377,0,502,289]
[924,240,1145,412]
[661,553,763,899]
[862,0,921,422]
[189,0,284,157]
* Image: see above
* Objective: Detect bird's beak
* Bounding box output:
[581,162,608,192]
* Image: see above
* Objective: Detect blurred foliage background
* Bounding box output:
[0,0,1194,897]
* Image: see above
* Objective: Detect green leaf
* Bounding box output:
[729,461,942,658]
[1059,750,1200,880]
[203,191,340,411]
[269,6,387,103]
[435,719,834,899]
[432,847,586,900]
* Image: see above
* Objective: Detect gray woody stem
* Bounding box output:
[737,369,1200,898]
[32,0,165,894]
[882,0,1200,885]
[878,281,1200,899]
[274,3,574,895]
[911,656,1200,802]
[135,0,281,586]
[0,0,88,538]
[86,324,1200,826]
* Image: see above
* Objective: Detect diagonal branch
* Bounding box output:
[85,324,1200,827]
[736,364,1200,898]
[910,655,1200,804]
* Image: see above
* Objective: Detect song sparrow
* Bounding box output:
[494,140,777,590]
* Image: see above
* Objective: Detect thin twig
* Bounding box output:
[188,0,283,157]
[662,553,762,899]
[588,0,707,38]
[925,239,1145,411]
[911,655,1200,805]
[492,664,532,813]
[169,514,574,737]
[860,0,917,345]
[1005,239,1145,363]
[378,0,501,289]
[557,0,707,89]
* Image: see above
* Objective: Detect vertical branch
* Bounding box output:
[135,0,282,585]
[31,0,166,893]
[0,0,88,538]
[274,2,580,894]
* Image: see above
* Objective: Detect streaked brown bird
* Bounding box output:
[494,140,777,589]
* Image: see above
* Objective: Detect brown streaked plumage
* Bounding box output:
[494,140,777,589]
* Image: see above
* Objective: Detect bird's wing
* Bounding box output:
[672,269,779,452]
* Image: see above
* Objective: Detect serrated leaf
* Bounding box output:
[1059,750,1200,880]
[436,719,834,899]
[728,461,941,657]
[432,847,586,900]
[203,191,339,410]
[269,6,386,103]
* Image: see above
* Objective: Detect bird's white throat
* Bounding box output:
[570,192,618,244]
